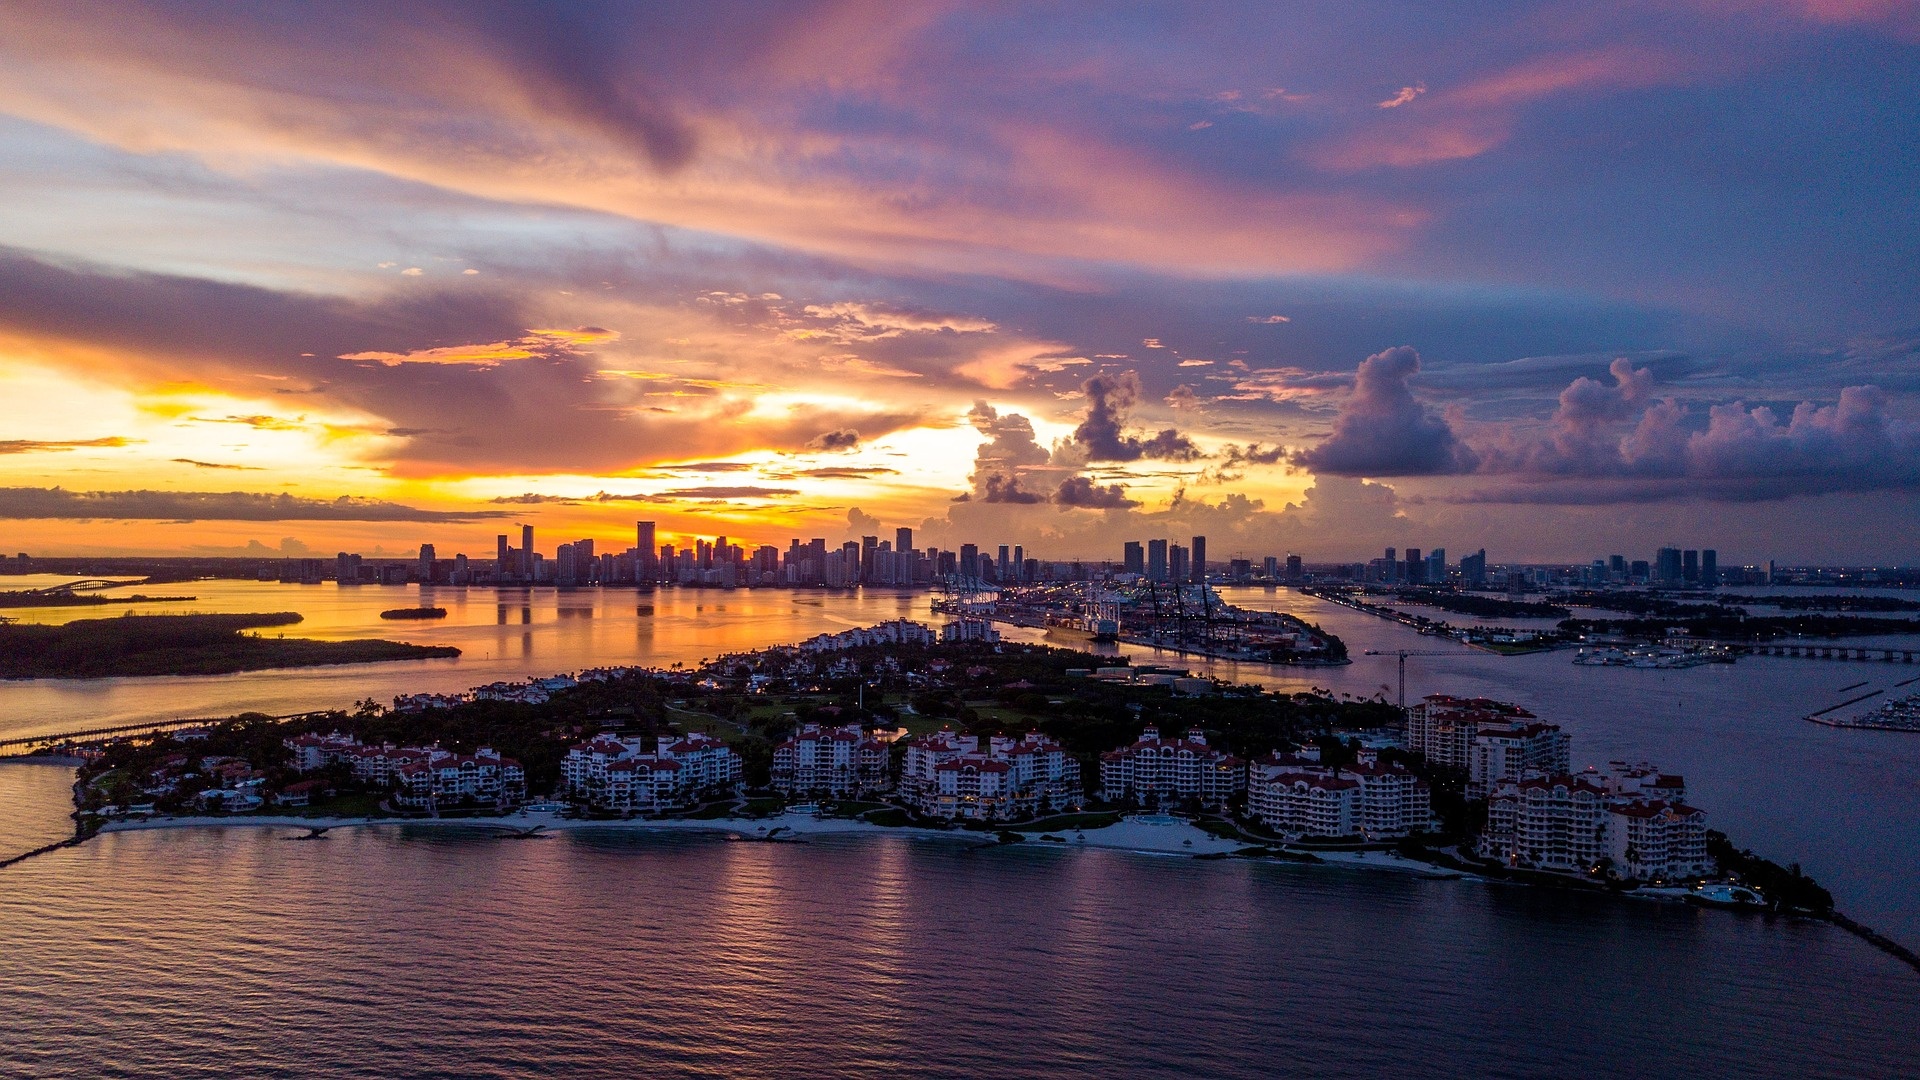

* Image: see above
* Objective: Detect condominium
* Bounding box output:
[772,723,891,796]
[1404,695,1569,794]
[1245,748,1431,839]
[393,748,527,810]
[1479,764,1710,880]
[902,728,1081,820]
[1099,726,1244,809]
[560,733,741,812]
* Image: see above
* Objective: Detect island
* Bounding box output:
[26,616,1918,975]
[0,612,459,679]
[379,607,448,620]
[0,589,197,609]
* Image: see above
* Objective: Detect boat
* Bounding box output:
[1044,614,1118,643]
[1686,883,1766,909]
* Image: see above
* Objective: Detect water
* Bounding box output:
[3,581,1919,1076]
[2,579,1919,941]
[0,825,1914,1079]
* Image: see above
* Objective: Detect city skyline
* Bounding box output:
[2,5,1918,563]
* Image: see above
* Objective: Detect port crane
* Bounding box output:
[1363,649,1458,709]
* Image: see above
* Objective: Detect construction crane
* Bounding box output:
[1363,649,1458,710]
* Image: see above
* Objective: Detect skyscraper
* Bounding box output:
[1702,549,1718,587]
[960,543,979,580]
[1426,548,1445,583]
[417,543,435,584]
[1123,541,1144,576]
[637,521,656,580]
[1285,554,1303,582]
[1683,549,1700,584]
[496,534,509,575]
[1169,543,1189,583]
[896,527,913,556]
[1147,539,1169,582]
[1013,545,1024,582]
[1404,548,1423,584]
[1190,535,1206,583]
[520,524,534,581]
[1461,549,1487,587]
[997,545,1011,580]
[1656,547,1682,585]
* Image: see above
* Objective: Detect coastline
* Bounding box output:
[93,810,1453,873]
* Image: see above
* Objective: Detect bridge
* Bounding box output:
[8,578,145,596]
[1669,637,1917,663]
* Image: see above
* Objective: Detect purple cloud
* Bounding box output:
[1292,346,1478,476]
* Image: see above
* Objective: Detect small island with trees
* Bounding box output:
[379,607,448,620]
[0,612,459,679]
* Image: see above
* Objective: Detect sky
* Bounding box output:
[0,0,1916,565]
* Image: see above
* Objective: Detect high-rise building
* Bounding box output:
[896,527,913,556]
[417,543,435,583]
[1631,559,1651,582]
[1169,543,1189,583]
[1123,541,1144,576]
[1461,549,1488,587]
[997,545,1011,580]
[1426,548,1445,584]
[1190,536,1207,583]
[1404,548,1423,585]
[1286,554,1303,582]
[1655,547,1683,585]
[520,524,535,581]
[496,534,509,575]
[1608,554,1626,577]
[1147,539,1169,582]
[1683,549,1700,584]
[637,522,657,580]
[1701,549,1718,587]
[1012,545,1024,583]
[1264,556,1281,580]
[960,543,980,580]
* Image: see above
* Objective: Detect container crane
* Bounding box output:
[1362,649,1459,709]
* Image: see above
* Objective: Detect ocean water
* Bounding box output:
[2,579,1919,943]
[0,823,1915,1079]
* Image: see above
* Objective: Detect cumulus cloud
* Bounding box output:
[1450,363,1920,502]
[979,473,1047,504]
[805,428,861,451]
[1064,371,1202,463]
[0,488,509,521]
[1052,475,1137,508]
[1292,346,1478,475]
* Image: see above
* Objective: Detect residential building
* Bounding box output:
[393,747,526,810]
[902,728,1080,820]
[1404,695,1568,794]
[772,723,890,796]
[1245,749,1430,839]
[1099,726,1243,809]
[560,733,741,812]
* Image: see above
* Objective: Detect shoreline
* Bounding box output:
[66,810,1920,974]
[93,810,1455,873]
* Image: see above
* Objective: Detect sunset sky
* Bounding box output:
[2,1,1917,564]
